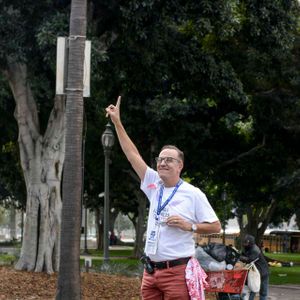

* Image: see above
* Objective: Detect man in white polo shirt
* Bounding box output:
[106,96,221,300]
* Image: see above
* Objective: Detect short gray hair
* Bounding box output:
[160,145,184,162]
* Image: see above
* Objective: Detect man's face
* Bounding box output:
[243,240,251,249]
[156,148,183,181]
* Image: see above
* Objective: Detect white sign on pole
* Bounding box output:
[56,37,91,97]
[83,40,91,98]
[56,37,67,95]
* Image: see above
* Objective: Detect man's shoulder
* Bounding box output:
[181,181,197,192]
[142,167,160,188]
[181,181,207,198]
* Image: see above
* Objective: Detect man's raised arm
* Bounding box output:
[105,96,147,181]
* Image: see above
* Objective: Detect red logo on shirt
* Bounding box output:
[147,183,157,189]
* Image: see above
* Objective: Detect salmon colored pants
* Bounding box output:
[141,264,190,300]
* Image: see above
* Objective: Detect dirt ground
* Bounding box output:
[0,266,141,299]
[0,266,219,300]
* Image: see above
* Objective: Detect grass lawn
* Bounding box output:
[265,252,300,264]
[0,254,16,264]
[2,246,300,285]
[265,252,300,285]
[85,248,134,257]
[269,265,300,284]
[80,248,141,276]
[85,250,300,285]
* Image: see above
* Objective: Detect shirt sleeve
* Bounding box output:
[140,167,160,202]
[194,188,219,223]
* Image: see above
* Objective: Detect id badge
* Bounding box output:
[145,223,160,255]
[158,214,168,226]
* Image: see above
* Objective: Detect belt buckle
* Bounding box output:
[166,261,170,268]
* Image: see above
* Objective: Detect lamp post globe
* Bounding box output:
[101,122,114,262]
[102,123,115,151]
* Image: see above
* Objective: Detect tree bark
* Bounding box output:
[95,207,103,250]
[238,197,277,245]
[123,169,147,258]
[109,210,119,235]
[3,61,65,273]
[56,0,87,298]
[295,208,300,230]
[9,205,17,240]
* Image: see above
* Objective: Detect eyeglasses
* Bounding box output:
[155,157,181,164]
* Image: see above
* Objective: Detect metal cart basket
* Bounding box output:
[205,269,248,299]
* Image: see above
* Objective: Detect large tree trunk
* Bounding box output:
[9,205,17,240]
[95,207,103,250]
[109,210,119,235]
[56,0,87,299]
[3,61,65,273]
[124,170,148,258]
[295,208,300,229]
[238,197,277,246]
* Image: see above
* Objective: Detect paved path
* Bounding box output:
[268,284,300,300]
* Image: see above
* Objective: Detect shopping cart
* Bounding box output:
[205,269,248,300]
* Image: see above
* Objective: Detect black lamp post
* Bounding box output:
[101,123,115,262]
[222,190,227,244]
[83,191,89,254]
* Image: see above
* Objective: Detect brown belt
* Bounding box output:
[151,257,190,269]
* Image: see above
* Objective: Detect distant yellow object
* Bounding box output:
[268,261,282,267]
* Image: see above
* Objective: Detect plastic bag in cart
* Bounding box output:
[202,243,227,262]
[202,243,241,266]
[195,246,226,271]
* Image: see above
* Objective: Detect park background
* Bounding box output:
[1,0,300,298]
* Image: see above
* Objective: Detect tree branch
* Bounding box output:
[274,169,300,190]
[122,169,140,183]
[217,136,266,168]
[257,197,277,237]
[283,125,300,132]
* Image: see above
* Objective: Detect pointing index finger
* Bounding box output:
[116,96,121,108]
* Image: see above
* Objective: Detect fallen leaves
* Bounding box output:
[0,266,218,300]
[0,266,141,299]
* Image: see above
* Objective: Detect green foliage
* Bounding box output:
[0,0,300,236]
[0,0,55,66]
[36,11,69,68]
[0,74,25,207]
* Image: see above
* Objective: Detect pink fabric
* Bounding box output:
[185,257,209,300]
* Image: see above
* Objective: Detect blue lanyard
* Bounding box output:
[156,179,183,220]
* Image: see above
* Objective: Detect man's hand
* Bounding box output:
[166,215,192,231]
[105,96,121,125]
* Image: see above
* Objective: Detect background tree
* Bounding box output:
[0,1,70,273]
[67,0,300,249]
[209,0,300,244]
[0,0,299,270]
